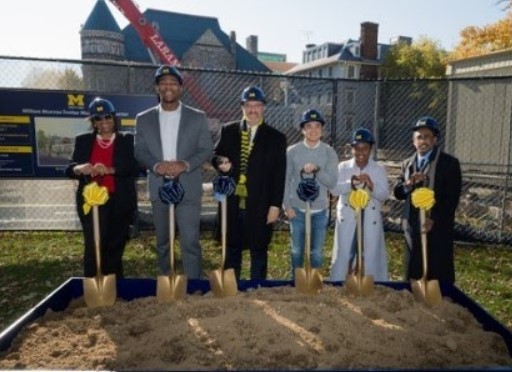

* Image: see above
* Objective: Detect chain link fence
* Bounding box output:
[0,56,511,245]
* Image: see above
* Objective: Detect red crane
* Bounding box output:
[108,0,180,65]
[108,0,213,112]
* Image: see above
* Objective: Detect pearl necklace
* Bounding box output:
[96,133,116,149]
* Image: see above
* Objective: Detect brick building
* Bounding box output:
[80,0,270,91]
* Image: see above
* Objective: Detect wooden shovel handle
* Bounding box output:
[221,197,227,267]
[305,201,311,270]
[92,206,102,275]
[169,204,176,274]
[420,208,428,280]
[356,207,363,278]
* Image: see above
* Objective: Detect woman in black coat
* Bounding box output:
[65,98,138,278]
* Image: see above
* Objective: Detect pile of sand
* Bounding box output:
[1,284,510,370]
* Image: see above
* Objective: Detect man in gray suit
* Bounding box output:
[134,65,213,279]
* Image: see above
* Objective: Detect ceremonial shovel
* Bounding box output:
[295,172,323,295]
[345,184,374,296]
[410,208,442,306]
[345,206,374,296]
[209,195,238,297]
[83,205,116,308]
[295,200,323,294]
[157,203,188,302]
[156,178,187,302]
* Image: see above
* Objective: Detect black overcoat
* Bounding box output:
[65,131,139,220]
[212,121,287,250]
[394,150,462,283]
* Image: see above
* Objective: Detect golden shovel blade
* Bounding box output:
[345,273,375,296]
[411,209,443,307]
[208,268,238,298]
[83,274,116,308]
[295,267,323,295]
[156,274,188,302]
[410,278,442,307]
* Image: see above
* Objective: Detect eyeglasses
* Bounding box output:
[242,102,264,110]
[92,114,113,122]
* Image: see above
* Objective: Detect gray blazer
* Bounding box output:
[134,103,213,202]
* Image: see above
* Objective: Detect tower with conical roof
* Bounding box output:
[80,0,129,92]
[80,0,124,61]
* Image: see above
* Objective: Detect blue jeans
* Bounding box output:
[289,207,328,279]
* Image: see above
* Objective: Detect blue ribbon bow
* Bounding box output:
[212,175,236,202]
[158,178,185,205]
[296,173,320,202]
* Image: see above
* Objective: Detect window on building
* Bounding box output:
[319,69,323,77]
[348,65,355,79]
[328,66,333,77]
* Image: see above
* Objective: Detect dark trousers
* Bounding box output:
[225,210,268,280]
[81,193,131,278]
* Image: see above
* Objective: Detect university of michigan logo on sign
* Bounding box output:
[67,94,84,108]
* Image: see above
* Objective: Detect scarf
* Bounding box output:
[235,117,263,208]
[235,119,252,208]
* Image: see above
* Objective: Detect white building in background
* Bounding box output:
[285,22,411,80]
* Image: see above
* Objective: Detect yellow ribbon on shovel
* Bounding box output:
[82,182,109,215]
[411,187,435,210]
[348,188,370,210]
[410,186,442,306]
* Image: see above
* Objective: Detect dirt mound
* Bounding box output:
[1,285,510,370]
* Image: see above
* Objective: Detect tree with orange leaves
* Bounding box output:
[450,12,512,60]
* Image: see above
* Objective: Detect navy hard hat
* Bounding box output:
[154,64,183,85]
[350,128,375,146]
[240,86,266,104]
[88,97,115,117]
[412,116,440,136]
[300,109,325,128]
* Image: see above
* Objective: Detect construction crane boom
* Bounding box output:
[109,0,180,66]
[108,0,214,112]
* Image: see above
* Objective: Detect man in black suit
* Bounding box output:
[212,86,287,280]
[394,116,462,283]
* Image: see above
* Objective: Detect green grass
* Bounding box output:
[0,230,511,333]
